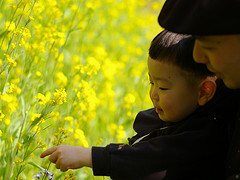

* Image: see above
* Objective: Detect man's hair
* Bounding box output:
[149,30,215,85]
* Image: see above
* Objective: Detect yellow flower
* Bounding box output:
[4,117,11,125]
[108,123,117,136]
[35,93,47,105]
[0,111,5,121]
[37,139,47,149]
[84,57,101,76]
[4,54,17,67]
[152,2,162,11]
[123,93,136,109]
[0,130,2,137]
[108,124,126,142]
[30,113,42,122]
[16,142,22,152]
[55,71,68,87]
[57,52,64,62]
[85,2,96,10]
[64,116,74,121]
[63,169,76,180]
[36,71,42,77]
[6,83,21,95]
[15,158,23,164]
[51,88,67,105]
[35,92,51,105]
[94,46,107,58]
[74,129,89,147]
[1,93,18,112]
[4,21,15,32]
[116,125,126,142]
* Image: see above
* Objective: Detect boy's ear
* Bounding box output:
[198,77,217,106]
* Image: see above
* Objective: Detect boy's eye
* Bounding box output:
[149,81,154,85]
[202,46,215,50]
[159,87,168,91]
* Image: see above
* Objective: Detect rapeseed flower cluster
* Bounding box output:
[0,0,162,179]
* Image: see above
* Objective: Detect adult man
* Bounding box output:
[158,0,240,179]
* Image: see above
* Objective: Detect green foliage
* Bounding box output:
[0,0,162,179]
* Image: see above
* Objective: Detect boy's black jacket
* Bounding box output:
[92,80,240,180]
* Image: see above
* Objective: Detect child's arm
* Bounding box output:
[40,145,92,172]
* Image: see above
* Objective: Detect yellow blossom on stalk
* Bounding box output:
[152,2,162,11]
[77,80,98,112]
[64,116,74,121]
[11,42,16,49]
[108,124,126,142]
[4,54,17,67]
[85,57,101,76]
[57,52,64,62]
[4,117,11,125]
[64,169,76,180]
[49,111,61,122]
[35,93,49,105]
[54,128,70,145]
[16,142,22,152]
[6,83,21,95]
[55,31,66,46]
[18,27,31,43]
[4,21,15,32]
[55,71,68,87]
[37,139,47,149]
[51,88,67,105]
[96,138,104,146]
[0,110,5,121]
[30,113,42,122]
[58,127,68,136]
[108,123,117,136]
[31,126,39,134]
[0,130,2,137]
[94,46,107,58]
[33,1,44,15]
[102,58,119,80]
[131,61,147,77]
[15,158,23,164]
[85,2,96,10]
[116,125,126,142]
[1,93,18,112]
[74,129,89,147]
[123,93,136,109]
[36,71,42,77]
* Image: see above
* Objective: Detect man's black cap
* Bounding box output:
[158,0,240,35]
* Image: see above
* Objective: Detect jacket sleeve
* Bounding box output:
[92,120,225,179]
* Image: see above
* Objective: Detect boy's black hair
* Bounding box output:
[149,30,215,83]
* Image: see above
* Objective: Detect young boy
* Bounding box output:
[40,30,240,179]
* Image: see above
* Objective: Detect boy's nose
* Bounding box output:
[150,87,159,102]
[193,41,209,64]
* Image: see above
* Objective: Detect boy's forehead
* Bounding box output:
[148,72,171,83]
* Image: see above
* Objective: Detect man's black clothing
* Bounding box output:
[158,0,240,35]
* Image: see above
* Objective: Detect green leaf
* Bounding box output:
[28,161,44,170]
[0,30,9,39]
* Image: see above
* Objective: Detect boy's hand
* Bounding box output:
[40,145,92,172]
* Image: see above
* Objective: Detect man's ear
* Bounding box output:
[198,77,217,106]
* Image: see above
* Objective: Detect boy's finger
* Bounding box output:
[40,146,57,158]
[48,151,58,163]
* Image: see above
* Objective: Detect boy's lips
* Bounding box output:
[207,65,222,78]
[156,108,163,114]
